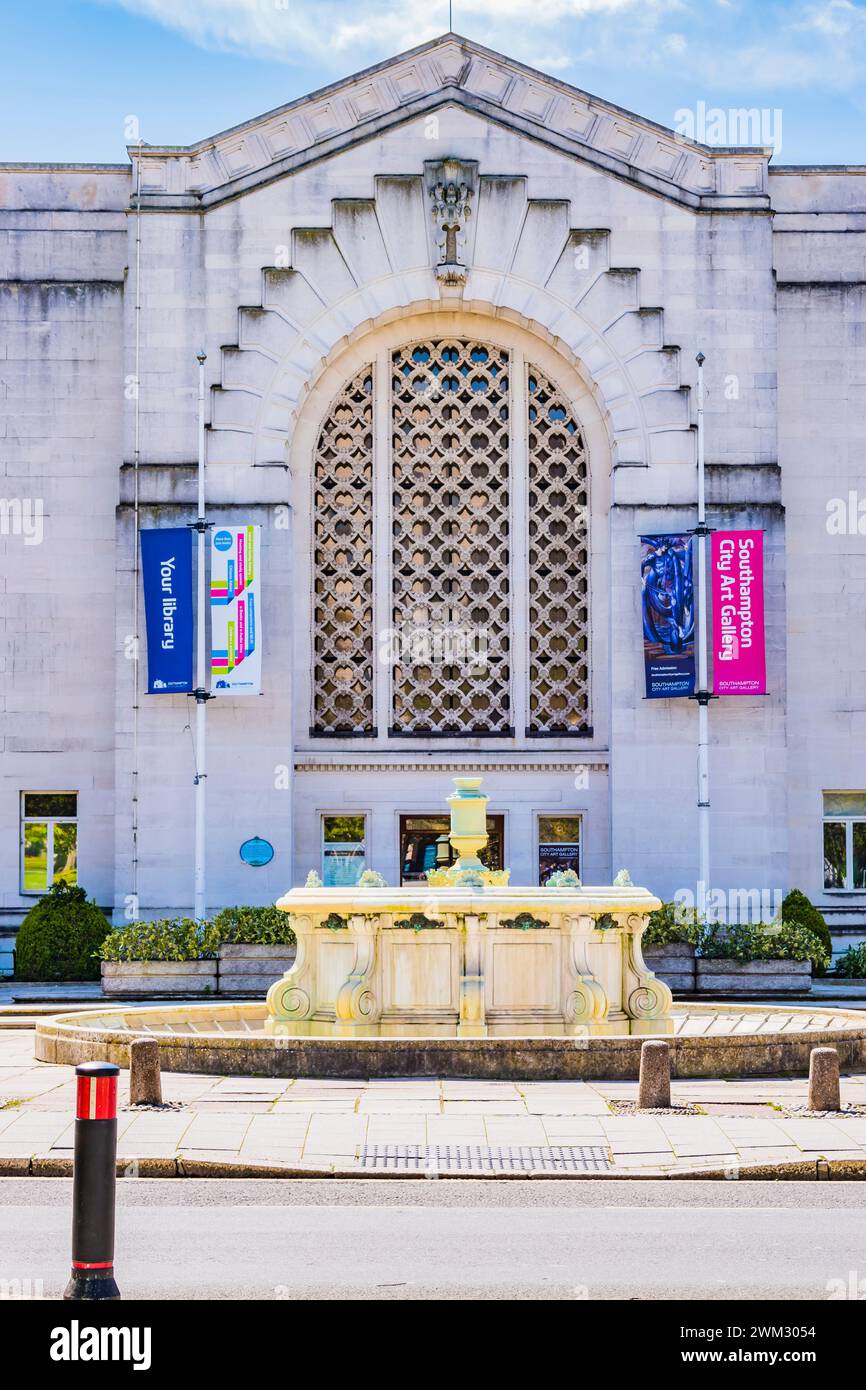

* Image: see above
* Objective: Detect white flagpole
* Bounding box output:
[695,351,710,908]
[194,351,208,921]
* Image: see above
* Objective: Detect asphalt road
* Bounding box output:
[2,1178,864,1300]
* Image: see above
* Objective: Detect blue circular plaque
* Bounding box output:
[239,836,274,868]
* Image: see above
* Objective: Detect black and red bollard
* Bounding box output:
[63,1061,121,1301]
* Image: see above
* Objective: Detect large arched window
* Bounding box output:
[311,338,589,738]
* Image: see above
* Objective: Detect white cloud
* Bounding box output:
[96,0,680,67]
[96,0,866,94]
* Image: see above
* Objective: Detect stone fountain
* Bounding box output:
[265,777,673,1038]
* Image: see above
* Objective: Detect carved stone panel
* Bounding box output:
[390,339,512,734]
[527,365,590,733]
[312,366,375,733]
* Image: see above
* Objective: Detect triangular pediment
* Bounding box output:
[131,33,769,210]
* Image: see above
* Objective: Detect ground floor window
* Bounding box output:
[399,815,504,884]
[321,814,366,886]
[823,793,866,891]
[21,792,78,893]
[538,815,582,885]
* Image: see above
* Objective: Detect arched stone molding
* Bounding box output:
[285,308,611,751]
[208,175,692,477]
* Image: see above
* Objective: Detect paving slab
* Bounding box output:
[4,1026,866,1178]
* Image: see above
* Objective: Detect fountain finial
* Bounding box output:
[426,776,510,887]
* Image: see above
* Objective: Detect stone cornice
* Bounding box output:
[127,33,770,212]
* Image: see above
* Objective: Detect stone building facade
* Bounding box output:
[1,35,864,968]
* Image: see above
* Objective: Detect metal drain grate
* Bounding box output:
[360,1144,610,1173]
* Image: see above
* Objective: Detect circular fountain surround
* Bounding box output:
[34,1003,866,1081]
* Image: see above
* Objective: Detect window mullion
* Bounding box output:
[373,348,391,739]
[511,347,529,739]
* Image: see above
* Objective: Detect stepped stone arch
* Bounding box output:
[208,174,692,474]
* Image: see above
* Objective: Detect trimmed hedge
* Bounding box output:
[210,905,295,947]
[644,901,704,949]
[99,918,219,963]
[643,899,829,972]
[15,883,111,981]
[99,907,295,962]
[700,919,829,971]
[781,890,833,975]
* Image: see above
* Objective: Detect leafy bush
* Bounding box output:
[781,890,833,976]
[834,943,866,978]
[99,918,220,963]
[700,920,829,971]
[210,905,295,947]
[15,882,111,981]
[644,901,704,950]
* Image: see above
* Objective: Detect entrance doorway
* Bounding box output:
[399,815,505,884]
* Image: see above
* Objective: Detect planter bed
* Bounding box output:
[644,942,696,993]
[696,958,812,996]
[102,960,218,997]
[217,943,296,996]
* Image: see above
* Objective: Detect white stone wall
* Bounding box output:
[0,169,127,942]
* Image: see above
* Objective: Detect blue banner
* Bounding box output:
[141,528,193,694]
[640,533,696,699]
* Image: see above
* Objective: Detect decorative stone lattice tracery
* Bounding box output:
[390,340,512,734]
[527,366,590,733]
[312,367,375,734]
[311,343,592,738]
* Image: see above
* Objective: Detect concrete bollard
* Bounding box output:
[638,1039,671,1109]
[129,1038,162,1107]
[808,1047,841,1112]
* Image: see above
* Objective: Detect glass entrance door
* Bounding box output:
[399,815,505,884]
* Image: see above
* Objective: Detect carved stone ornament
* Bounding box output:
[425,158,478,294]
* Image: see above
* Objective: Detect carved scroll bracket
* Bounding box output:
[266,914,314,1035]
[334,912,381,1031]
[562,914,609,1034]
[622,913,674,1035]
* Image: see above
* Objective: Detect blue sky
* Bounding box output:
[1,0,865,164]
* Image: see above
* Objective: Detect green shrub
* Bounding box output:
[834,943,866,978]
[781,890,833,975]
[15,883,111,981]
[644,901,704,950]
[99,918,220,963]
[210,905,295,947]
[700,919,828,971]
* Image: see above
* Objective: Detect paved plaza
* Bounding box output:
[3,1026,866,1176]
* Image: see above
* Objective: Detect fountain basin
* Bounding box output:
[34,1003,866,1080]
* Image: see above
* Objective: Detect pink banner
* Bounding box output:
[712,530,766,695]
